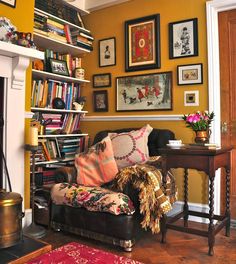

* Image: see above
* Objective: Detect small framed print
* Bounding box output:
[93,90,108,112]
[125,14,161,72]
[99,37,116,67]
[93,73,111,88]
[49,59,69,76]
[0,0,16,8]
[177,63,203,85]
[169,18,198,59]
[184,90,199,106]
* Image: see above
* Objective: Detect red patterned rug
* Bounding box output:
[26,242,143,264]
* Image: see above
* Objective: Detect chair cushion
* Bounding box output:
[74,136,118,187]
[51,183,135,215]
[108,124,153,169]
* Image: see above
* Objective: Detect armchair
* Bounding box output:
[50,127,175,251]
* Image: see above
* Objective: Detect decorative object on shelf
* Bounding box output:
[116,72,172,112]
[73,96,86,111]
[52,97,66,109]
[177,63,203,85]
[125,14,160,72]
[75,67,85,79]
[24,125,46,239]
[0,0,16,8]
[182,111,215,143]
[49,58,69,76]
[184,90,199,106]
[99,37,116,67]
[169,18,198,59]
[0,17,17,42]
[93,73,111,88]
[33,59,44,71]
[93,90,108,112]
[16,32,36,48]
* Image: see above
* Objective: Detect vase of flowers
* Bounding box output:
[182,111,215,143]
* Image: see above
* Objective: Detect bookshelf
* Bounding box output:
[31,0,91,191]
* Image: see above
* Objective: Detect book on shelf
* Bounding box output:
[64,24,72,44]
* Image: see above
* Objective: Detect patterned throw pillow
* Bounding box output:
[74,136,118,186]
[109,124,153,169]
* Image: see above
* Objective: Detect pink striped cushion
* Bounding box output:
[75,136,118,186]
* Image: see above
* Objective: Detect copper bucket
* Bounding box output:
[0,189,24,248]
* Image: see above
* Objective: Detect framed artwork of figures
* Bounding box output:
[99,37,116,67]
[169,18,198,59]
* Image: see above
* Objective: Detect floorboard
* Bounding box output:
[39,221,236,264]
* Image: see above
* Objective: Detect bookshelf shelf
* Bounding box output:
[33,32,90,56]
[35,157,75,166]
[38,133,88,138]
[31,107,88,114]
[32,69,90,84]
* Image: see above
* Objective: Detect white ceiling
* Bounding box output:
[65,0,131,13]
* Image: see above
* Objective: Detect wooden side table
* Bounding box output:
[159,146,232,256]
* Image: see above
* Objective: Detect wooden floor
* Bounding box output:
[39,222,236,264]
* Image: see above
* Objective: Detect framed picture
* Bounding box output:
[116,72,172,112]
[93,73,111,88]
[49,59,69,76]
[93,90,108,112]
[184,90,199,106]
[0,0,16,8]
[125,14,161,72]
[169,18,198,59]
[99,37,116,67]
[177,63,203,85]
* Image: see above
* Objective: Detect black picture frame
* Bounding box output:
[116,72,172,112]
[0,0,16,8]
[177,63,203,85]
[93,90,108,112]
[99,37,116,67]
[49,58,69,76]
[169,18,198,59]
[93,73,111,88]
[125,14,161,72]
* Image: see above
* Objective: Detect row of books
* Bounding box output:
[42,113,82,135]
[34,169,55,186]
[34,136,89,163]
[44,48,82,77]
[31,79,81,110]
[34,9,94,51]
[35,0,84,28]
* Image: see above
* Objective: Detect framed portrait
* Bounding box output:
[0,0,16,8]
[177,63,203,85]
[169,18,198,59]
[93,90,108,112]
[49,59,69,76]
[93,73,111,88]
[99,37,116,67]
[125,14,161,72]
[116,72,172,112]
[184,90,199,106]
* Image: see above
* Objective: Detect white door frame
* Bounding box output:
[206,0,236,214]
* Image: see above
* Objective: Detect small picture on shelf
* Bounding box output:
[49,59,69,76]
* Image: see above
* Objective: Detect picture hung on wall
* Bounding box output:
[99,37,116,67]
[0,0,16,8]
[116,72,172,112]
[169,18,198,59]
[93,90,108,112]
[93,73,111,88]
[177,63,203,85]
[125,14,161,72]
[184,90,199,106]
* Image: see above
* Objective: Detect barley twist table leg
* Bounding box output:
[208,175,215,256]
[225,168,231,237]
[183,168,189,227]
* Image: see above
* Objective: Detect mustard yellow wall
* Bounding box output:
[81,0,208,204]
[0,0,35,208]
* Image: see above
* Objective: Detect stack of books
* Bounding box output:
[57,137,81,158]
[70,28,94,51]
[42,113,63,135]
[46,18,67,43]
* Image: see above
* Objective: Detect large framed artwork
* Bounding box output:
[116,72,172,112]
[169,18,198,59]
[99,37,116,67]
[125,14,161,72]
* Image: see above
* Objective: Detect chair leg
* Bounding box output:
[160,214,167,243]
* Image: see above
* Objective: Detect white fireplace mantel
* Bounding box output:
[0,41,43,214]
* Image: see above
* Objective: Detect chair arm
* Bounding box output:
[54,167,77,184]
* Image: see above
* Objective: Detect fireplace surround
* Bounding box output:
[0,41,43,222]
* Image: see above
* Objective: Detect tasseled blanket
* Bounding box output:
[112,163,178,234]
